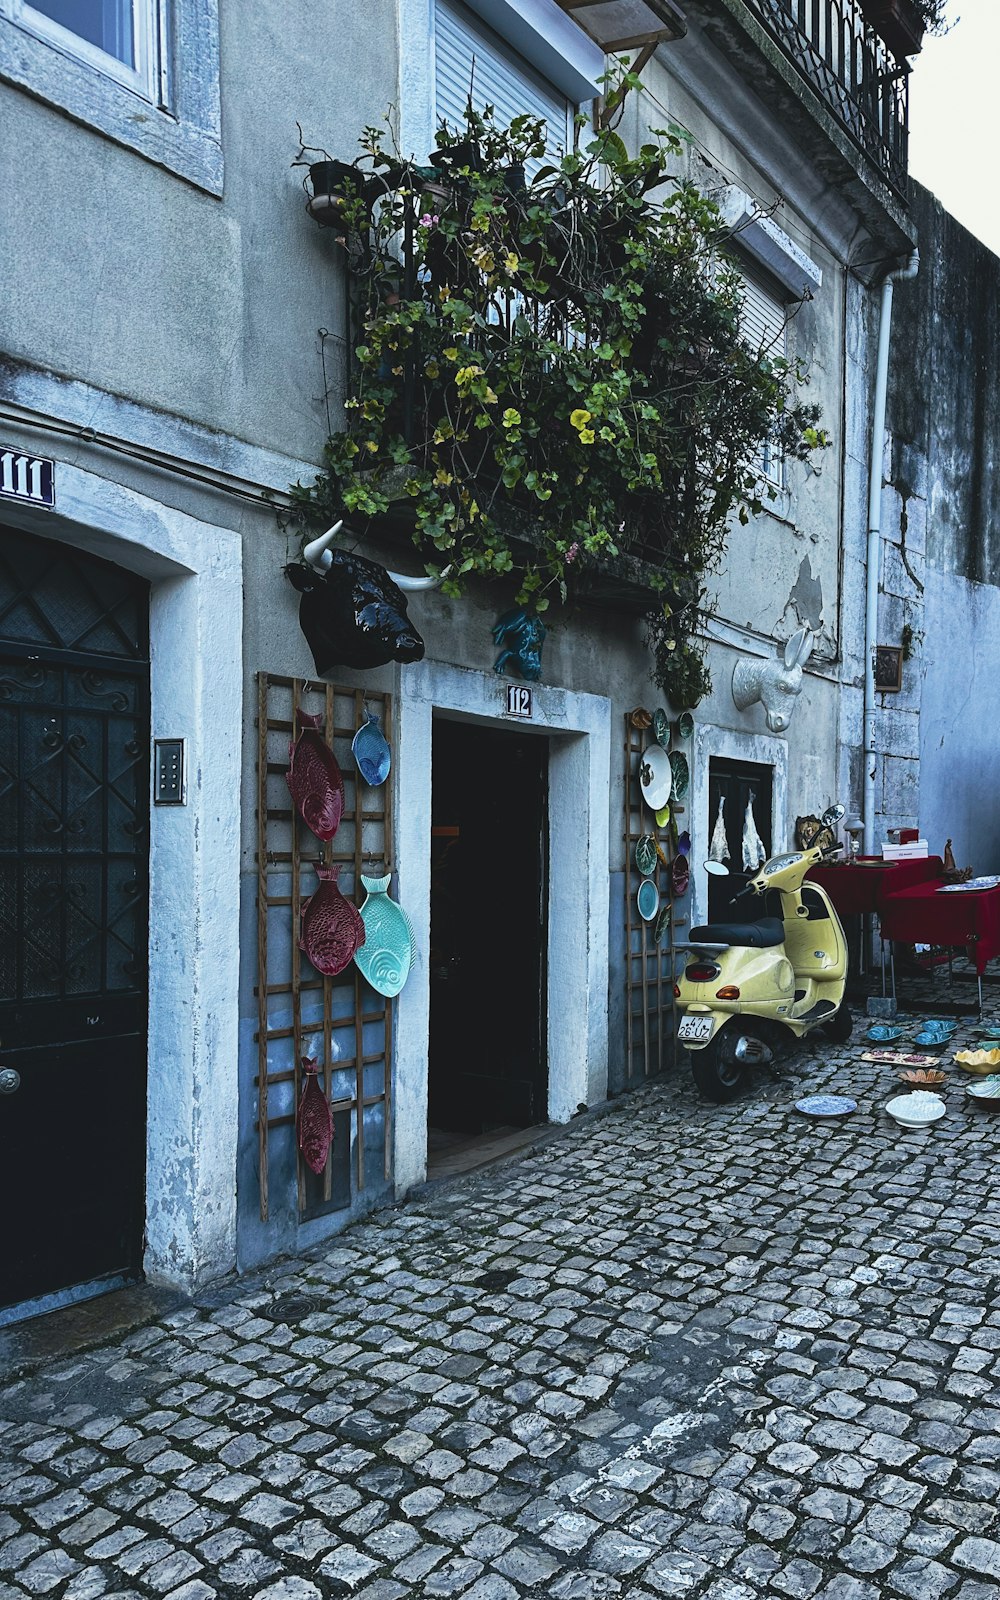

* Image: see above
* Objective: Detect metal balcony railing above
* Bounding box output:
[740,0,909,195]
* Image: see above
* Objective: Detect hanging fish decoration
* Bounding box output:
[352,709,392,787]
[354,874,415,998]
[297,1058,333,1175]
[709,796,730,864]
[286,711,345,841]
[742,790,767,872]
[300,865,366,976]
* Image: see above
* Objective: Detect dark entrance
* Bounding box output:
[429,718,547,1147]
[707,757,773,922]
[0,526,150,1316]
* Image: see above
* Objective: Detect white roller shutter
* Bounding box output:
[434,0,571,157]
[738,268,788,487]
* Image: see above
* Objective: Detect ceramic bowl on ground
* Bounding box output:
[795,1095,857,1120]
[867,1025,904,1043]
[898,1068,947,1087]
[885,1091,946,1128]
[954,1048,1000,1074]
[966,1074,1000,1106]
[913,1031,948,1049]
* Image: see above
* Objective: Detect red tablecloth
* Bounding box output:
[879,865,1000,975]
[807,859,901,918]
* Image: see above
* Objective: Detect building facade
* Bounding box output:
[0,0,921,1321]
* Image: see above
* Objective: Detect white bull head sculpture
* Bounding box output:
[732,626,814,734]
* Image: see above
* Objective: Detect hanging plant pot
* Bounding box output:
[306,159,363,228]
[862,0,925,58]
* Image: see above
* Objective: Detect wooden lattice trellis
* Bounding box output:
[256,673,393,1221]
[624,716,688,1080]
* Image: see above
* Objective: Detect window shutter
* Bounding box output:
[739,269,787,358]
[434,0,570,157]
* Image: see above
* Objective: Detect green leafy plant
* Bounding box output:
[290,100,829,706]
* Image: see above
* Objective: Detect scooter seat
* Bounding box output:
[689,917,785,949]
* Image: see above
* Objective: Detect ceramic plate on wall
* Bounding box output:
[635,835,658,877]
[678,711,694,740]
[652,708,670,747]
[668,751,690,800]
[653,902,672,944]
[654,804,671,829]
[639,745,672,810]
[637,880,660,921]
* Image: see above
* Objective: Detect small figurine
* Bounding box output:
[492,607,546,681]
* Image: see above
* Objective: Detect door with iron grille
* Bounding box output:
[0,525,150,1313]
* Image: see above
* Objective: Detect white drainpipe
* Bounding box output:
[864,248,919,855]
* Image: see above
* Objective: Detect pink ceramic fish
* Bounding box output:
[286,710,344,841]
[297,1058,333,1175]
[300,865,365,976]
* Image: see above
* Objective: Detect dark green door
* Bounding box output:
[0,525,150,1313]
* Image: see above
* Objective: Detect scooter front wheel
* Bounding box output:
[690,1026,747,1104]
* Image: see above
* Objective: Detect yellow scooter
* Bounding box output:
[675,805,852,1102]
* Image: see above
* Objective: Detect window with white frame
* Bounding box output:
[435,0,573,156]
[0,0,222,194]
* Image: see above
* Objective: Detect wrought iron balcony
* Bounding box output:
[738,0,908,196]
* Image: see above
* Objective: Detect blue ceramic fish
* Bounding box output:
[352,710,391,787]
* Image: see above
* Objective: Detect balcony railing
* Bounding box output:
[740,0,909,195]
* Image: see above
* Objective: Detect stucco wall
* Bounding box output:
[888,183,1000,869]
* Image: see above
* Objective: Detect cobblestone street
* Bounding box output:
[3,1014,1000,1600]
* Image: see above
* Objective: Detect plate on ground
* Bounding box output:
[795,1095,857,1120]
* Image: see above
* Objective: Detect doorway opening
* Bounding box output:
[707,757,774,922]
[0,524,150,1321]
[428,717,548,1177]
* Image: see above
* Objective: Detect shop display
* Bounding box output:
[635,835,658,877]
[639,745,672,810]
[297,1058,334,1175]
[286,711,345,841]
[354,874,415,997]
[300,865,366,976]
[352,709,392,787]
[285,539,426,673]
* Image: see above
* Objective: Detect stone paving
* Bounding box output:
[3,1006,1000,1600]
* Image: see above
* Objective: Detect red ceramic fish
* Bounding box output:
[297,1058,333,1175]
[300,865,365,976]
[286,710,344,841]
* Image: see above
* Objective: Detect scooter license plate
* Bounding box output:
[678,1015,714,1043]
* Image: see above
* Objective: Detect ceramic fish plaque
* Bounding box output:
[286,711,345,841]
[354,874,415,997]
[297,1058,333,1175]
[352,709,391,787]
[300,865,365,976]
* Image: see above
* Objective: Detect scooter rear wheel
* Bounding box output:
[690,1026,747,1104]
[823,1004,854,1043]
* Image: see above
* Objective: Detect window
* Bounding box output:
[0,0,222,195]
[435,0,573,155]
[738,266,788,490]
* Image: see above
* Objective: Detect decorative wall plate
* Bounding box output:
[297,1059,333,1175]
[653,902,672,944]
[654,805,671,829]
[668,751,690,800]
[300,865,366,976]
[354,873,415,997]
[352,709,391,786]
[671,855,690,897]
[639,745,672,810]
[652,707,670,747]
[795,1094,857,1119]
[677,830,691,857]
[678,711,694,740]
[637,879,660,921]
[630,707,652,729]
[286,711,345,841]
[635,835,658,877]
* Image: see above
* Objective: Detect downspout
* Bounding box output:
[864,249,919,855]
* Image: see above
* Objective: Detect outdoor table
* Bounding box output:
[806,857,902,918]
[877,858,1000,1007]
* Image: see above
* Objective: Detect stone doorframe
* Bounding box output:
[394,661,612,1193]
[1,460,242,1294]
[690,724,789,931]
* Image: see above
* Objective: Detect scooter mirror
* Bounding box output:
[821,803,846,828]
[704,860,730,876]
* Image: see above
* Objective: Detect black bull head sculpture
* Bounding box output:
[285,524,436,674]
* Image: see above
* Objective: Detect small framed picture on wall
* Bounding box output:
[874,644,903,693]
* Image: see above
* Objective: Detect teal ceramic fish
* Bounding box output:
[354,874,414,997]
[352,710,391,787]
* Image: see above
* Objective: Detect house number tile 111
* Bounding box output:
[0,448,55,507]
